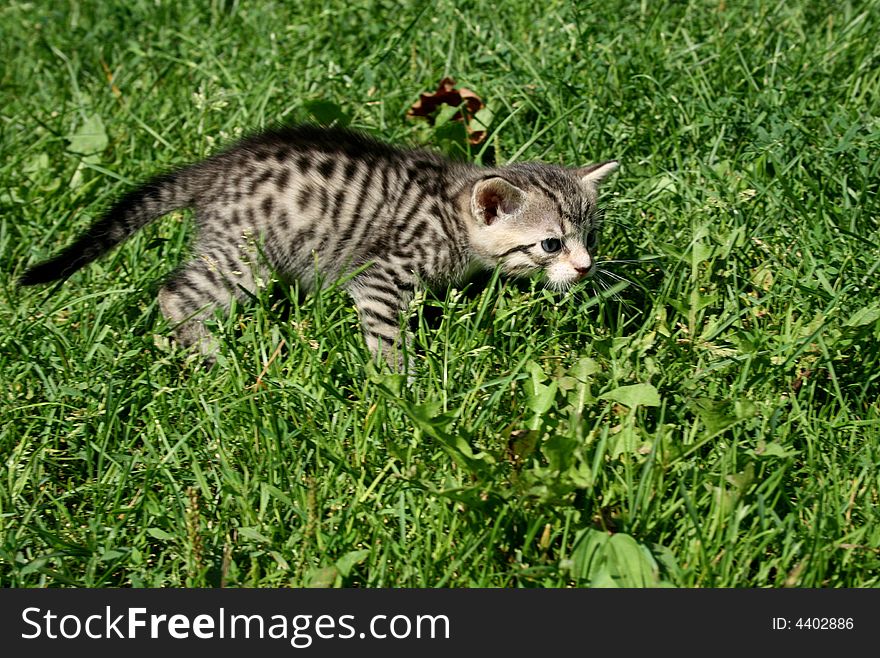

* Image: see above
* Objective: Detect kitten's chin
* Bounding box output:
[548,268,596,291]
[546,270,586,290]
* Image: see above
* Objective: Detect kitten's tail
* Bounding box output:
[19,167,201,286]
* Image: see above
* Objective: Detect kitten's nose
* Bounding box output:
[575,265,591,278]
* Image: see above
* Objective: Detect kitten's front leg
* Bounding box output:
[346,266,416,373]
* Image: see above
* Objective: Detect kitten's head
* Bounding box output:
[467,160,618,289]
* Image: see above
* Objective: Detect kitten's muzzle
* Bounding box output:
[575,264,596,280]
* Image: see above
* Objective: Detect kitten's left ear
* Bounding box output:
[577,160,619,187]
[471,177,527,225]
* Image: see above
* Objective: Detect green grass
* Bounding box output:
[2,0,879,587]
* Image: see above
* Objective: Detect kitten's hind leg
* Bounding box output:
[158,253,257,365]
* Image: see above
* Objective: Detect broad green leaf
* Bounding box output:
[609,422,641,459]
[509,429,538,462]
[589,567,618,588]
[19,558,49,576]
[525,360,545,383]
[690,398,737,435]
[726,463,756,491]
[261,483,294,507]
[527,379,558,417]
[542,434,578,472]
[403,400,494,472]
[845,304,880,328]
[303,100,351,127]
[471,106,494,131]
[568,459,593,488]
[607,533,660,587]
[569,357,600,382]
[600,383,660,408]
[525,360,558,417]
[24,153,50,174]
[335,549,370,577]
[691,240,713,266]
[67,113,108,156]
[566,528,607,581]
[690,397,756,436]
[433,120,468,148]
[408,401,456,435]
[751,265,774,291]
[647,174,677,198]
[566,528,666,587]
[146,528,176,541]
[237,526,271,544]
[432,102,461,127]
[689,288,718,312]
[735,398,757,419]
[371,371,405,397]
[99,549,125,562]
[305,566,338,588]
[756,442,798,458]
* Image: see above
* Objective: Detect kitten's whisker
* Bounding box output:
[594,274,615,301]
[597,269,633,286]
[594,270,637,308]
[600,258,651,265]
[598,268,654,299]
[594,219,628,229]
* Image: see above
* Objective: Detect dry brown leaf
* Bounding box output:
[407,77,487,145]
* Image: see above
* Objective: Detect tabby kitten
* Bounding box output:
[20,125,618,368]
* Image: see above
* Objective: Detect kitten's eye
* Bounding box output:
[541,238,562,253]
[586,231,598,250]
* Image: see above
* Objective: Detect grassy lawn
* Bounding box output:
[1,0,879,587]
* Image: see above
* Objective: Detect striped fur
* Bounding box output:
[20,125,618,369]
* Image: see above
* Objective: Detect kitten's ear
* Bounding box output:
[577,160,619,187]
[471,177,527,225]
